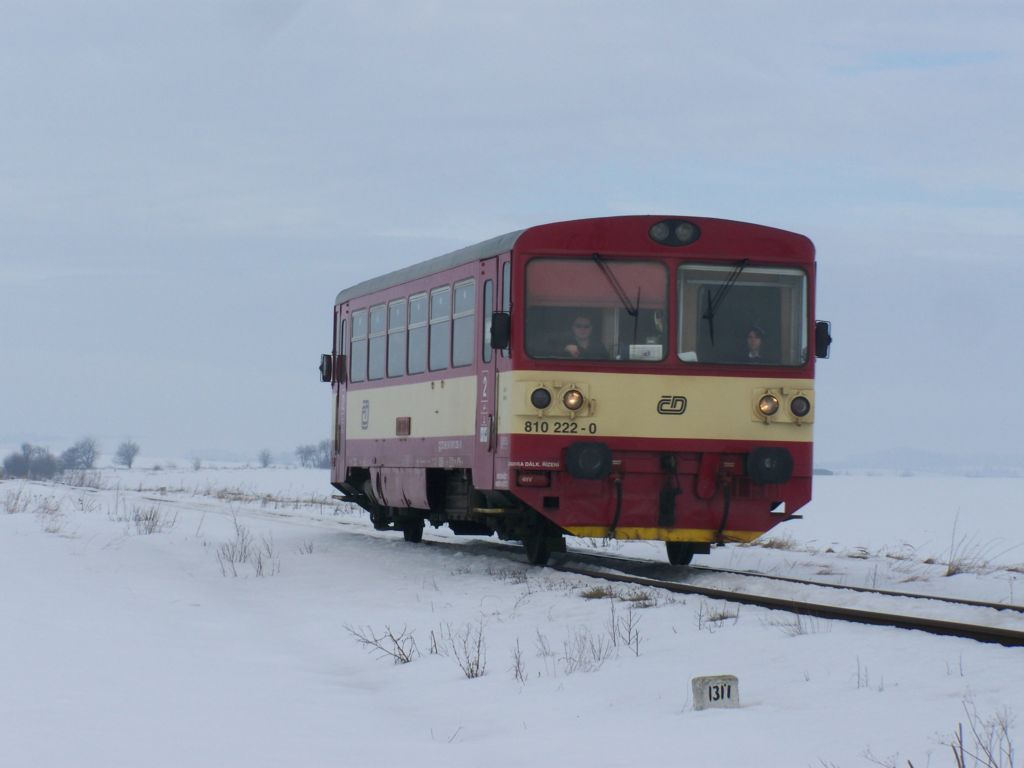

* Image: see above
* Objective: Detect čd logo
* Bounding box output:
[657,396,687,415]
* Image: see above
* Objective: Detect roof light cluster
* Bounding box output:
[649,219,701,246]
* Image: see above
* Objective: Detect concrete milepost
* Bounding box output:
[692,675,740,711]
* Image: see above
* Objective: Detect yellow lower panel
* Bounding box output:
[498,370,814,441]
[346,375,477,439]
[565,526,763,543]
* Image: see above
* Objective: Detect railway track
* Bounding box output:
[545,548,1024,615]
[88,485,1024,647]
[686,562,1024,614]
[533,548,1024,648]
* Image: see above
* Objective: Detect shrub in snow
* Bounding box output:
[3,444,59,480]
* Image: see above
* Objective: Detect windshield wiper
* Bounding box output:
[592,253,643,346]
[591,253,638,317]
[701,258,749,345]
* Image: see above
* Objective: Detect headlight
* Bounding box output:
[530,387,552,409]
[562,388,585,411]
[757,394,780,416]
[790,395,811,418]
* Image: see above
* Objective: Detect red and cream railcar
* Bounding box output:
[320,216,831,564]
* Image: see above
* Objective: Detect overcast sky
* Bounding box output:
[2,1,1021,464]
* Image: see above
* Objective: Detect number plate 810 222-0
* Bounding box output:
[691,675,740,711]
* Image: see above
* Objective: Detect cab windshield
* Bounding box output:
[525,257,667,362]
[677,263,808,366]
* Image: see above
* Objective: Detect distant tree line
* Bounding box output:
[295,440,331,469]
[1,438,142,480]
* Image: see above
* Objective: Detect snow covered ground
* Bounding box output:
[2,469,1023,767]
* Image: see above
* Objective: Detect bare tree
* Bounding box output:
[115,441,141,469]
[60,438,98,470]
[258,449,272,468]
[295,445,314,467]
[315,439,331,469]
[296,441,331,469]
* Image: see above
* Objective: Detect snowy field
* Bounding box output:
[2,468,1023,767]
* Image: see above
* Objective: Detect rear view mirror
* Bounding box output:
[815,321,832,359]
[319,354,334,383]
[490,312,511,350]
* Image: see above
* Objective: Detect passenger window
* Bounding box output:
[452,279,475,367]
[429,286,451,371]
[350,309,368,383]
[407,293,428,374]
[387,299,407,377]
[368,305,387,380]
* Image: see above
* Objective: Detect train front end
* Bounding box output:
[496,216,829,564]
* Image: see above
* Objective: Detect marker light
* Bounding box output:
[562,388,585,411]
[530,387,552,410]
[790,395,811,418]
[649,222,671,243]
[674,221,699,244]
[758,394,780,417]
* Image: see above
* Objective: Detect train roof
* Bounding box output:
[335,229,524,305]
[334,216,812,305]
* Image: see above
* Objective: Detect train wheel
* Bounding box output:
[666,542,695,565]
[402,519,424,543]
[523,533,551,566]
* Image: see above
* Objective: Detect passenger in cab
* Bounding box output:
[744,325,766,362]
[562,314,608,359]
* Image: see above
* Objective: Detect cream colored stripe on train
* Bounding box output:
[497,370,814,443]
[345,376,477,440]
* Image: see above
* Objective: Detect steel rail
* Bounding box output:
[556,547,1024,615]
[686,563,1024,615]
[538,545,1024,615]
[546,562,1024,647]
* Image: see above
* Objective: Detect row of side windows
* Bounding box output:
[349,278,486,383]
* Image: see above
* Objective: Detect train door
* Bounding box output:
[472,258,499,489]
[333,307,347,484]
